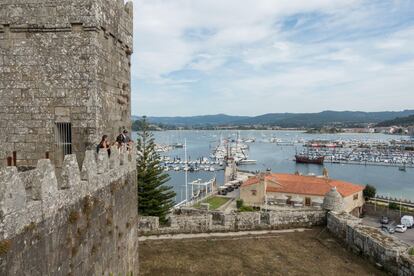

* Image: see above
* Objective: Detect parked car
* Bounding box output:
[381,225,395,234]
[218,187,228,196]
[401,216,414,229]
[224,184,234,192]
[395,225,407,233]
[380,216,389,224]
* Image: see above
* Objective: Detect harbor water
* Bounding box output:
[133,130,414,202]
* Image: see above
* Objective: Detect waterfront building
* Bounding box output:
[409,126,414,140]
[0,0,133,167]
[240,173,365,216]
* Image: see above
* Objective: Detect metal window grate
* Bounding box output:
[55,122,72,158]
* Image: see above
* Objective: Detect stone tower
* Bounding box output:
[0,0,133,167]
[323,187,344,212]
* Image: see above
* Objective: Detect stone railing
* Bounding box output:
[327,212,414,275]
[0,146,136,240]
[138,207,327,235]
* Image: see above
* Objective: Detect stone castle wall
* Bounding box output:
[138,208,327,235]
[327,212,414,275]
[0,146,139,275]
[0,0,133,167]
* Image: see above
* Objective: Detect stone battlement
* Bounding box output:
[0,146,136,239]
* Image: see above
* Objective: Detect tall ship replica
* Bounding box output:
[295,154,325,165]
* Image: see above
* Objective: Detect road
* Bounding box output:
[362,215,414,245]
[226,187,240,199]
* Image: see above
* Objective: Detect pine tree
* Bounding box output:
[137,117,176,223]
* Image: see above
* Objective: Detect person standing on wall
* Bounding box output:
[97,135,111,157]
[116,129,133,149]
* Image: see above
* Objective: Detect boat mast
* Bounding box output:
[185,139,188,205]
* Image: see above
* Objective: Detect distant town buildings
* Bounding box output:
[409,126,414,138]
[372,126,411,135]
[240,173,365,216]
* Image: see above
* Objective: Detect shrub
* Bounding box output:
[238,206,255,212]
[68,211,80,224]
[23,222,36,233]
[82,196,93,216]
[0,240,11,256]
[236,199,244,209]
[389,202,400,210]
[363,185,376,200]
[409,248,414,256]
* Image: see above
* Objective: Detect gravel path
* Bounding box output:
[138,228,310,241]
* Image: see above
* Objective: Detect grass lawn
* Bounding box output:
[139,228,386,276]
[194,196,230,210]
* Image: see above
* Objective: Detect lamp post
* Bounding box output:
[185,139,188,205]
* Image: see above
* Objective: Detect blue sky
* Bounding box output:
[131,0,414,116]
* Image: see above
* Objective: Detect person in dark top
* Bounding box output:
[116,130,132,149]
[98,135,111,157]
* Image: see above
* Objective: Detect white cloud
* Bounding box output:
[130,0,414,116]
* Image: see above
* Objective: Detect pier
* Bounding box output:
[324,159,414,168]
[298,141,414,168]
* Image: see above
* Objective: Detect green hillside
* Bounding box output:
[376,115,414,127]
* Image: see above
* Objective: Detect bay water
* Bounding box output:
[133,130,414,203]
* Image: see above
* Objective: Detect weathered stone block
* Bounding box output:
[60,154,81,190]
[97,149,109,174]
[0,167,26,216]
[54,107,70,116]
[81,150,97,181]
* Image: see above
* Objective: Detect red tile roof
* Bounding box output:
[242,173,364,197]
[242,176,260,187]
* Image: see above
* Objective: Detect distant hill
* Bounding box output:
[132,110,414,128]
[376,115,414,127]
[235,110,414,128]
[132,114,250,126]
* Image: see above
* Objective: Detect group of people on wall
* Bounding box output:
[97,129,133,157]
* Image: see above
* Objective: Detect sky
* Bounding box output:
[130,0,414,117]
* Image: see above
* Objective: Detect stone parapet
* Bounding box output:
[0,146,138,275]
[327,212,414,275]
[0,146,136,239]
[138,208,327,235]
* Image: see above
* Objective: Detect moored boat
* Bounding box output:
[295,155,325,165]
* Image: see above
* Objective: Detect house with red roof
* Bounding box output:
[240,173,365,216]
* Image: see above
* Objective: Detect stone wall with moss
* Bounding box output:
[0,147,138,275]
[327,212,414,275]
[138,208,327,235]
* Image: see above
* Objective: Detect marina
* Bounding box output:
[297,139,414,167]
[133,130,414,202]
[159,156,224,172]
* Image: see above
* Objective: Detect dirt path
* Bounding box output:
[139,228,310,241]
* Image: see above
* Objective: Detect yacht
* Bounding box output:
[238,159,257,165]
